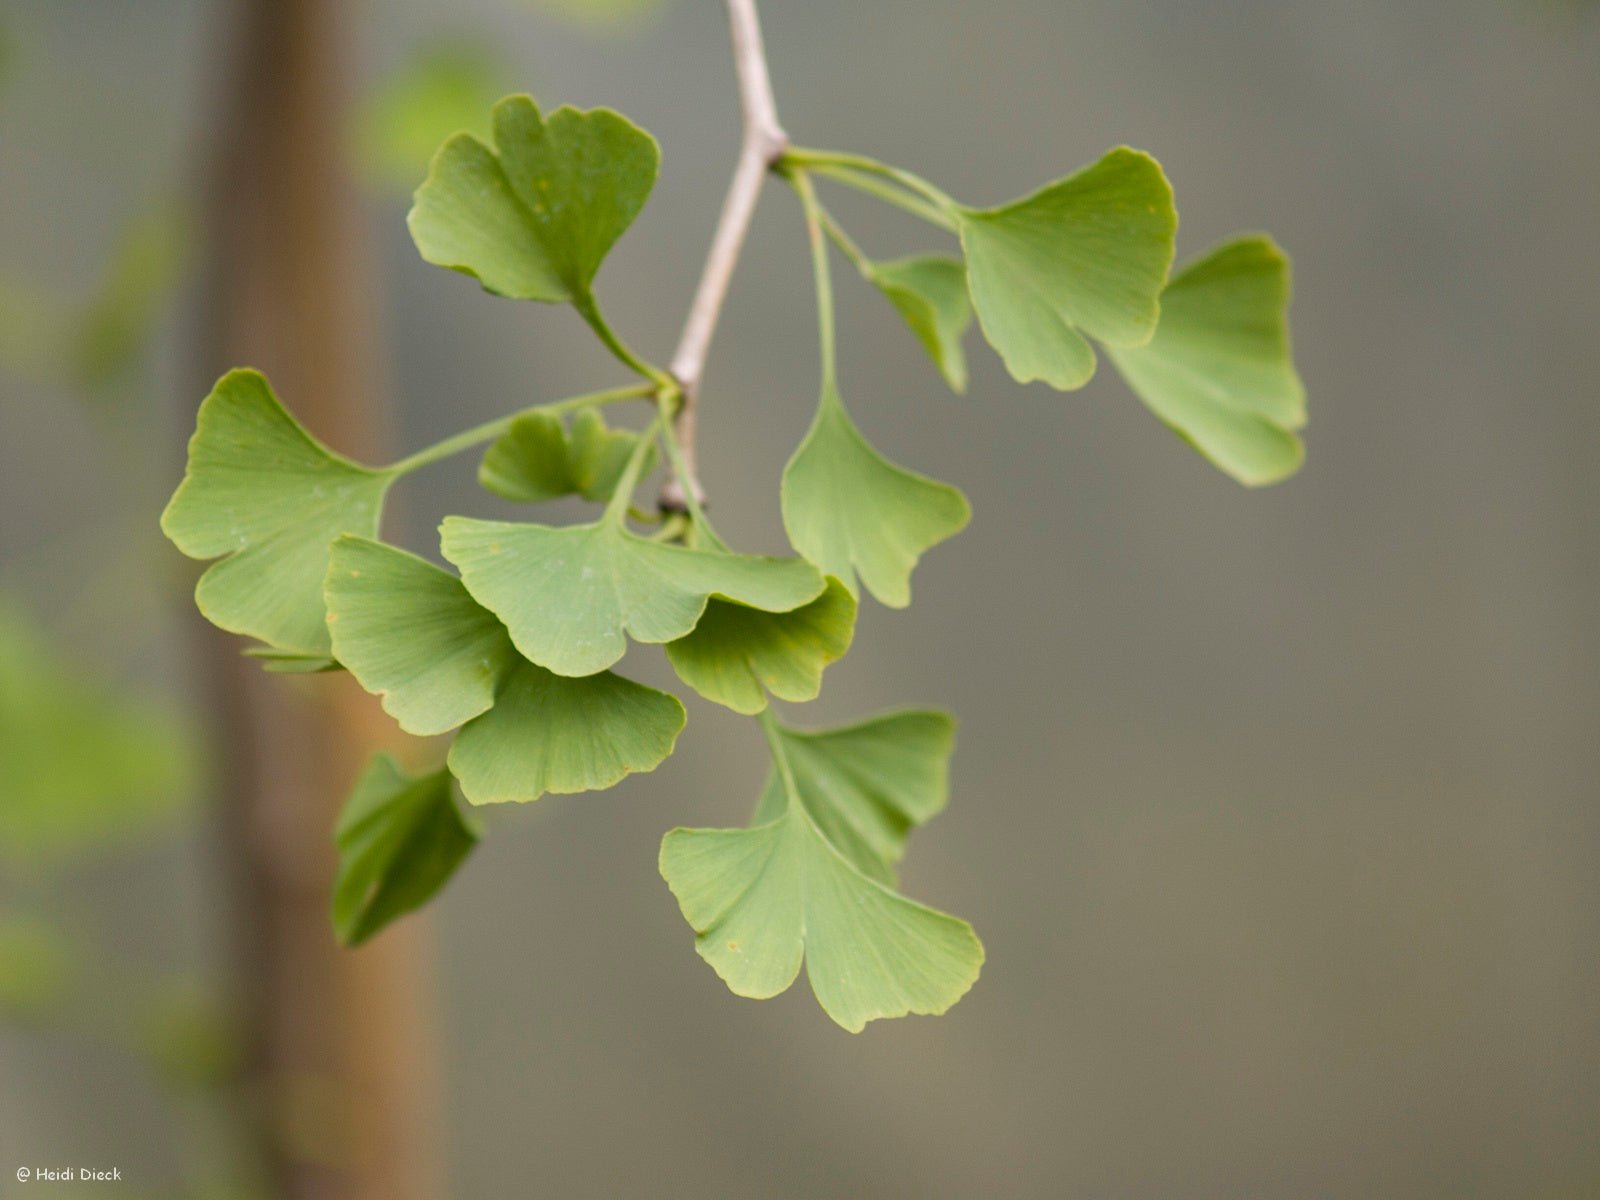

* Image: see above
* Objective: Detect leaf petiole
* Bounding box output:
[574,291,676,390]
[385,381,654,477]
[809,201,873,277]
[756,706,800,809]
[791,169,839,392]
[780,148,959,231]
[654,392,726,549]
[602,411,668,525]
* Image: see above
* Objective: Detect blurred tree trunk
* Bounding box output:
[191,1,446,1198]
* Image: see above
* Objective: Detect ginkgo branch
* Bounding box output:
[661,0,788,512]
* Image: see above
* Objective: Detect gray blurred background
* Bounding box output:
[2,1,1597,1196]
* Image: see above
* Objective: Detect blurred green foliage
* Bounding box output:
[135,979,241,1090]
[525,0,664,33]
[0,912,76,1021]
[72,204,190,388]
[0,599,200,870]
[0,202,190,392]
[354,43,511,190]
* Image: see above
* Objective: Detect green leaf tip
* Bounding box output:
[479,407,656,504]
[781,386,970,608]
[665,578,857,715]
[959,146,1177,390]
[160,369,393,657]
[440,515,825,678]
[407,93,659,303]
[1108,234,1306,486]
[866,255,971,392]
[325,537,683,804]
[333,754,478,946]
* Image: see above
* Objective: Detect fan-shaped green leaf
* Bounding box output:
[660,801,982,1033]
[478,408,655,503]
[160,369,394,656]
[407,94,658,302]
[448,659,684,804]
[781,385,969,608]
[332,754,478,946]
[665,579,856,715]
[959,147,1176,390]
[323,539,683,804]
[325,537,516,736]
[866,255,970,392]
[440,516,824,677]
[1107,235,1305,485]
[749,710,953,885]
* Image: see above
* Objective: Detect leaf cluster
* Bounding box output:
[163,72,1305,1031]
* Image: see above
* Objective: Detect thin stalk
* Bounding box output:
[791,170,838,388]
[757,706,800,801]
[574,292,673,388]
[384,382,653,476]
[800,163,957,231]
[655,392,726,548]
[603,413,667,526]
[781,146,961,227]
[812,201,874,277]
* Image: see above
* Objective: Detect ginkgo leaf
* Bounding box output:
[0,598,199,867]
[407,94,658,303]
[959,146,1176,390]
[440,516,824,677]
[479,407,655,503]
[1107,235,1306,486]
[749,709,953,884]
[332,754,478,946]
[161,369,394,656]
[660,794,982,1033]
[866,255,971,392]
[325,537,516,736]
[448,659,685,805]
[665,579,856,715]
[323,538,682,804]
[781,385,969,608]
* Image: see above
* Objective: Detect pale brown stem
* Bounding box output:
[660,0,787,511]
